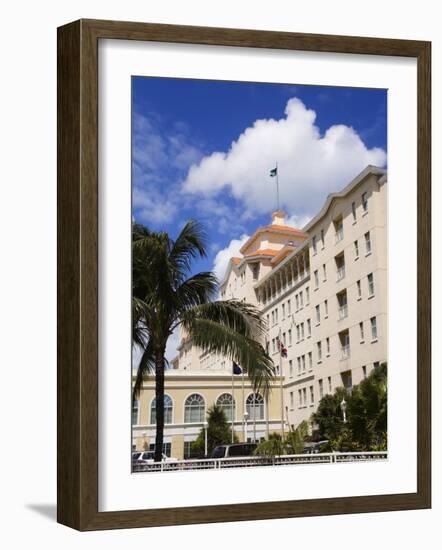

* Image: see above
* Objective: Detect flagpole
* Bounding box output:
[276,161,279,211]
[279,328,285,440]
[242,368,245,440]
[231,365,235,443]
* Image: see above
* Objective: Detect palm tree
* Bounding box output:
[132,220,275,462]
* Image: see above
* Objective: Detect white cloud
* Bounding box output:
[183,97,386,217]
[165,326,181,363]
[212,234,249,282]
[285,213,312,230]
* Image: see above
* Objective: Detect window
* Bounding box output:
[374,361,380,369]
[289,359,294,377]
[310,386,314,405]
[282,332,286,345]
[132,400,139,425]
[307,319,312,338]
[288,329,292,346]
[266,313,270,327]
[305,287,310,304]
[297,357,301,374]
[287,299,291,315]
[354,239,359,259]
[246,393,264,420]
[360,321,365,341]
[298,389,302,407]
[295,294,299,311]
[252,264,259,280]
[308,351,313,370]
[341,371,353,393]
[302,355,306,372]
[216,393,235,422]
[334,216,344,243]
[272,338,276,353]
[362,192,368,212]
[282,303,285,319]
[312,235,317,254]
[316,304,321,324]
[184,441,200,459]
[290,391,294,409]
[321,229,325,248]
[296,324,300,342]
[365,231,372,254]
[275,308,279,323]
[357,280,362,299]
[151,394,173,424]
[368,273,375,296]
[335,252,345,281]
[324,299,328,317]
[362,366,367,379]
[370,317,378,340]
[314,270,319,288]
[352,201,357,221]
[300,323,304,340]
[328,376,332,393]
[339,329,350,358]
[184,394,205,423]
[337,289,348,320]
[319,379,324,399]
[299,291,304,307]
[326,337,330,356]
[323,263,327,281]
[317,341,322,361]
[303,388,307,406]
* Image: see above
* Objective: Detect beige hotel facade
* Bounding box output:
[133,165,388,459]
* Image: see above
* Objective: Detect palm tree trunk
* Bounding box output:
[154,348,166,462]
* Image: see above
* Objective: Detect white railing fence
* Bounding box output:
[132,451,387,473]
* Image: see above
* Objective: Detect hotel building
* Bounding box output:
[133,165,388,459]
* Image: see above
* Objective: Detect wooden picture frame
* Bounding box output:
[57,18,431,531]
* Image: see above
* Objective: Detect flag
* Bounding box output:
[276,337,288,358]
[232,361,242,375]
[269,167,277,177]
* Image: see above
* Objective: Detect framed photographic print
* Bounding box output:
[57,19,431,530]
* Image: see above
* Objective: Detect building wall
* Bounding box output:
[134,166,388,457]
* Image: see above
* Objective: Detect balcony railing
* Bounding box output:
[336,266,346,281]
[340,345,350,359]
[338,305,348,320]
[335,228,344,243]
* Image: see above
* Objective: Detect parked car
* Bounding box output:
[132,451,177,463]
[302,440,329,454]
[211,443,258,459]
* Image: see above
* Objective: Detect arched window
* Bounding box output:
[216,393,235,422]
[184,394,205,423]
[132,399,139,425]
[246,393,264,420]
[150,394,173,425]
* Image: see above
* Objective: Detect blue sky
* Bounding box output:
[132,77,387,283]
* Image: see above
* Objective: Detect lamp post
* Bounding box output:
[243,411,249,442]
[203,421,208,458]
[340,398,347,423]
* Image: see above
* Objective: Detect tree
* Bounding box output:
[191,405,237,457]
[254,433,286,457]
[132,220,275,462]
[285,420,310,454]
[313,363,388,451]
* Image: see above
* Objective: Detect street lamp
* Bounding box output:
[243,411,249,442]
[203,421,208,457]
[340,398,347,423]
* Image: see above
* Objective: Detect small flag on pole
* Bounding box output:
[269,166,278,177]
[232,361,242,375]
[276,337,288,358]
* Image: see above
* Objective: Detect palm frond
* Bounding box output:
[168,220,208,282]
[132,338,155,402]
[184,317,274,393]
[173,272,218,314]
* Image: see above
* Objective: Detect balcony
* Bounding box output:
[338,305,348,320]
[340,345,350,360]
[336,266,346,282]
